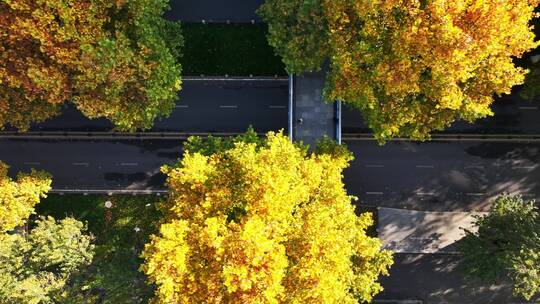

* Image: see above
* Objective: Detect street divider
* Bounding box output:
[0,131,263,140]
[343,133,540,142]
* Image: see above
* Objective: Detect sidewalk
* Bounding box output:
[292,71,338,147]
[378,208,486,254]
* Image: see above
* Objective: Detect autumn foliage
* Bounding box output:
[0,161,51,232]
[259,0,539,141]
[0,0,182,131]
[142,132,393,304]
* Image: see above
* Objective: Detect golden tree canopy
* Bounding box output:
[0,0,182,131]
[259,0,540,141]
[142,132,393,304]
[0,161,51,232]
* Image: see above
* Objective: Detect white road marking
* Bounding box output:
[512,165,536,170]
[519,106,538,110]
[416,165,435,168]
[465,165,485,169]
[269,105,287,109]
[366,191,384,195]
[120,162,139,166]
[416,192,436,195]
[219,105,238,109]
[72,162,89,166]
[466,192,485,196]
[175,105,189,108]
[365,164,385,168]
[23,162,41,165]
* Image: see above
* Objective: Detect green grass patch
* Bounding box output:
[182,23,286,76]
[36,194,163,304]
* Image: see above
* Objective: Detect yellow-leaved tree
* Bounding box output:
[142,131,393,304]
[0,161,51,232]
[259,0,540,141]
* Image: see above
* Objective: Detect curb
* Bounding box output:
[49,189,168,195]
[182,76,288,81]
[343,133,540,142]
[0,131,261,140]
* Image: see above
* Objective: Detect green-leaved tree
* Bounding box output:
[459,194,540,300]
[0,0,182,131]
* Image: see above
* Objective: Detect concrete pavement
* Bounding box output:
[378,208,486,254]
[293,71,339,147]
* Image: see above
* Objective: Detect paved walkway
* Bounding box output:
[293,71,338,148]
[379,208,487,253]
[166,0,264,22]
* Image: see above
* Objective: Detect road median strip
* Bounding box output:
[0,131,257,140]
[343,133,540,142]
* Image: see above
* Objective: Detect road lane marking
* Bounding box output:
[23,162,41,165]
[269,105,287,109]
[175,105,189,108]
[72,162,89,166]
[416,192,436,195]
[512,165,536,170]
[466,192,485,196]
[465,165,485,169]
[519,106,538,110]
[366,191,384,195]
[120,162,139,166]
[415,165,434,168]
[365,164,385,168]
[219,105,238,109]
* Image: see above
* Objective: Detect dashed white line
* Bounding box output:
[365,164,385,168]
[465,165,485,169]
[512,165,536,170]
[519,106,538,110]
[72,162,89,166]
[466,192,486,196]
[23,161,41,165]
[415,165,435,169]
[120,162,139,166]
[416,192,436,196]
[175,105,189,108]
[366,191,384,195]
[269,105,287,109]
[219,105,238,109]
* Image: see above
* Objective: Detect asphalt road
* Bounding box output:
[344,139,540,211]
[2,138,539,212]
[23,79,288,134]
[343,89,540,135]
[0,139,183,191]
[165,0,264,22]
[375,253,526,304]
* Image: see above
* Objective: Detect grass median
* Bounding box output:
[35,194,162,303]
